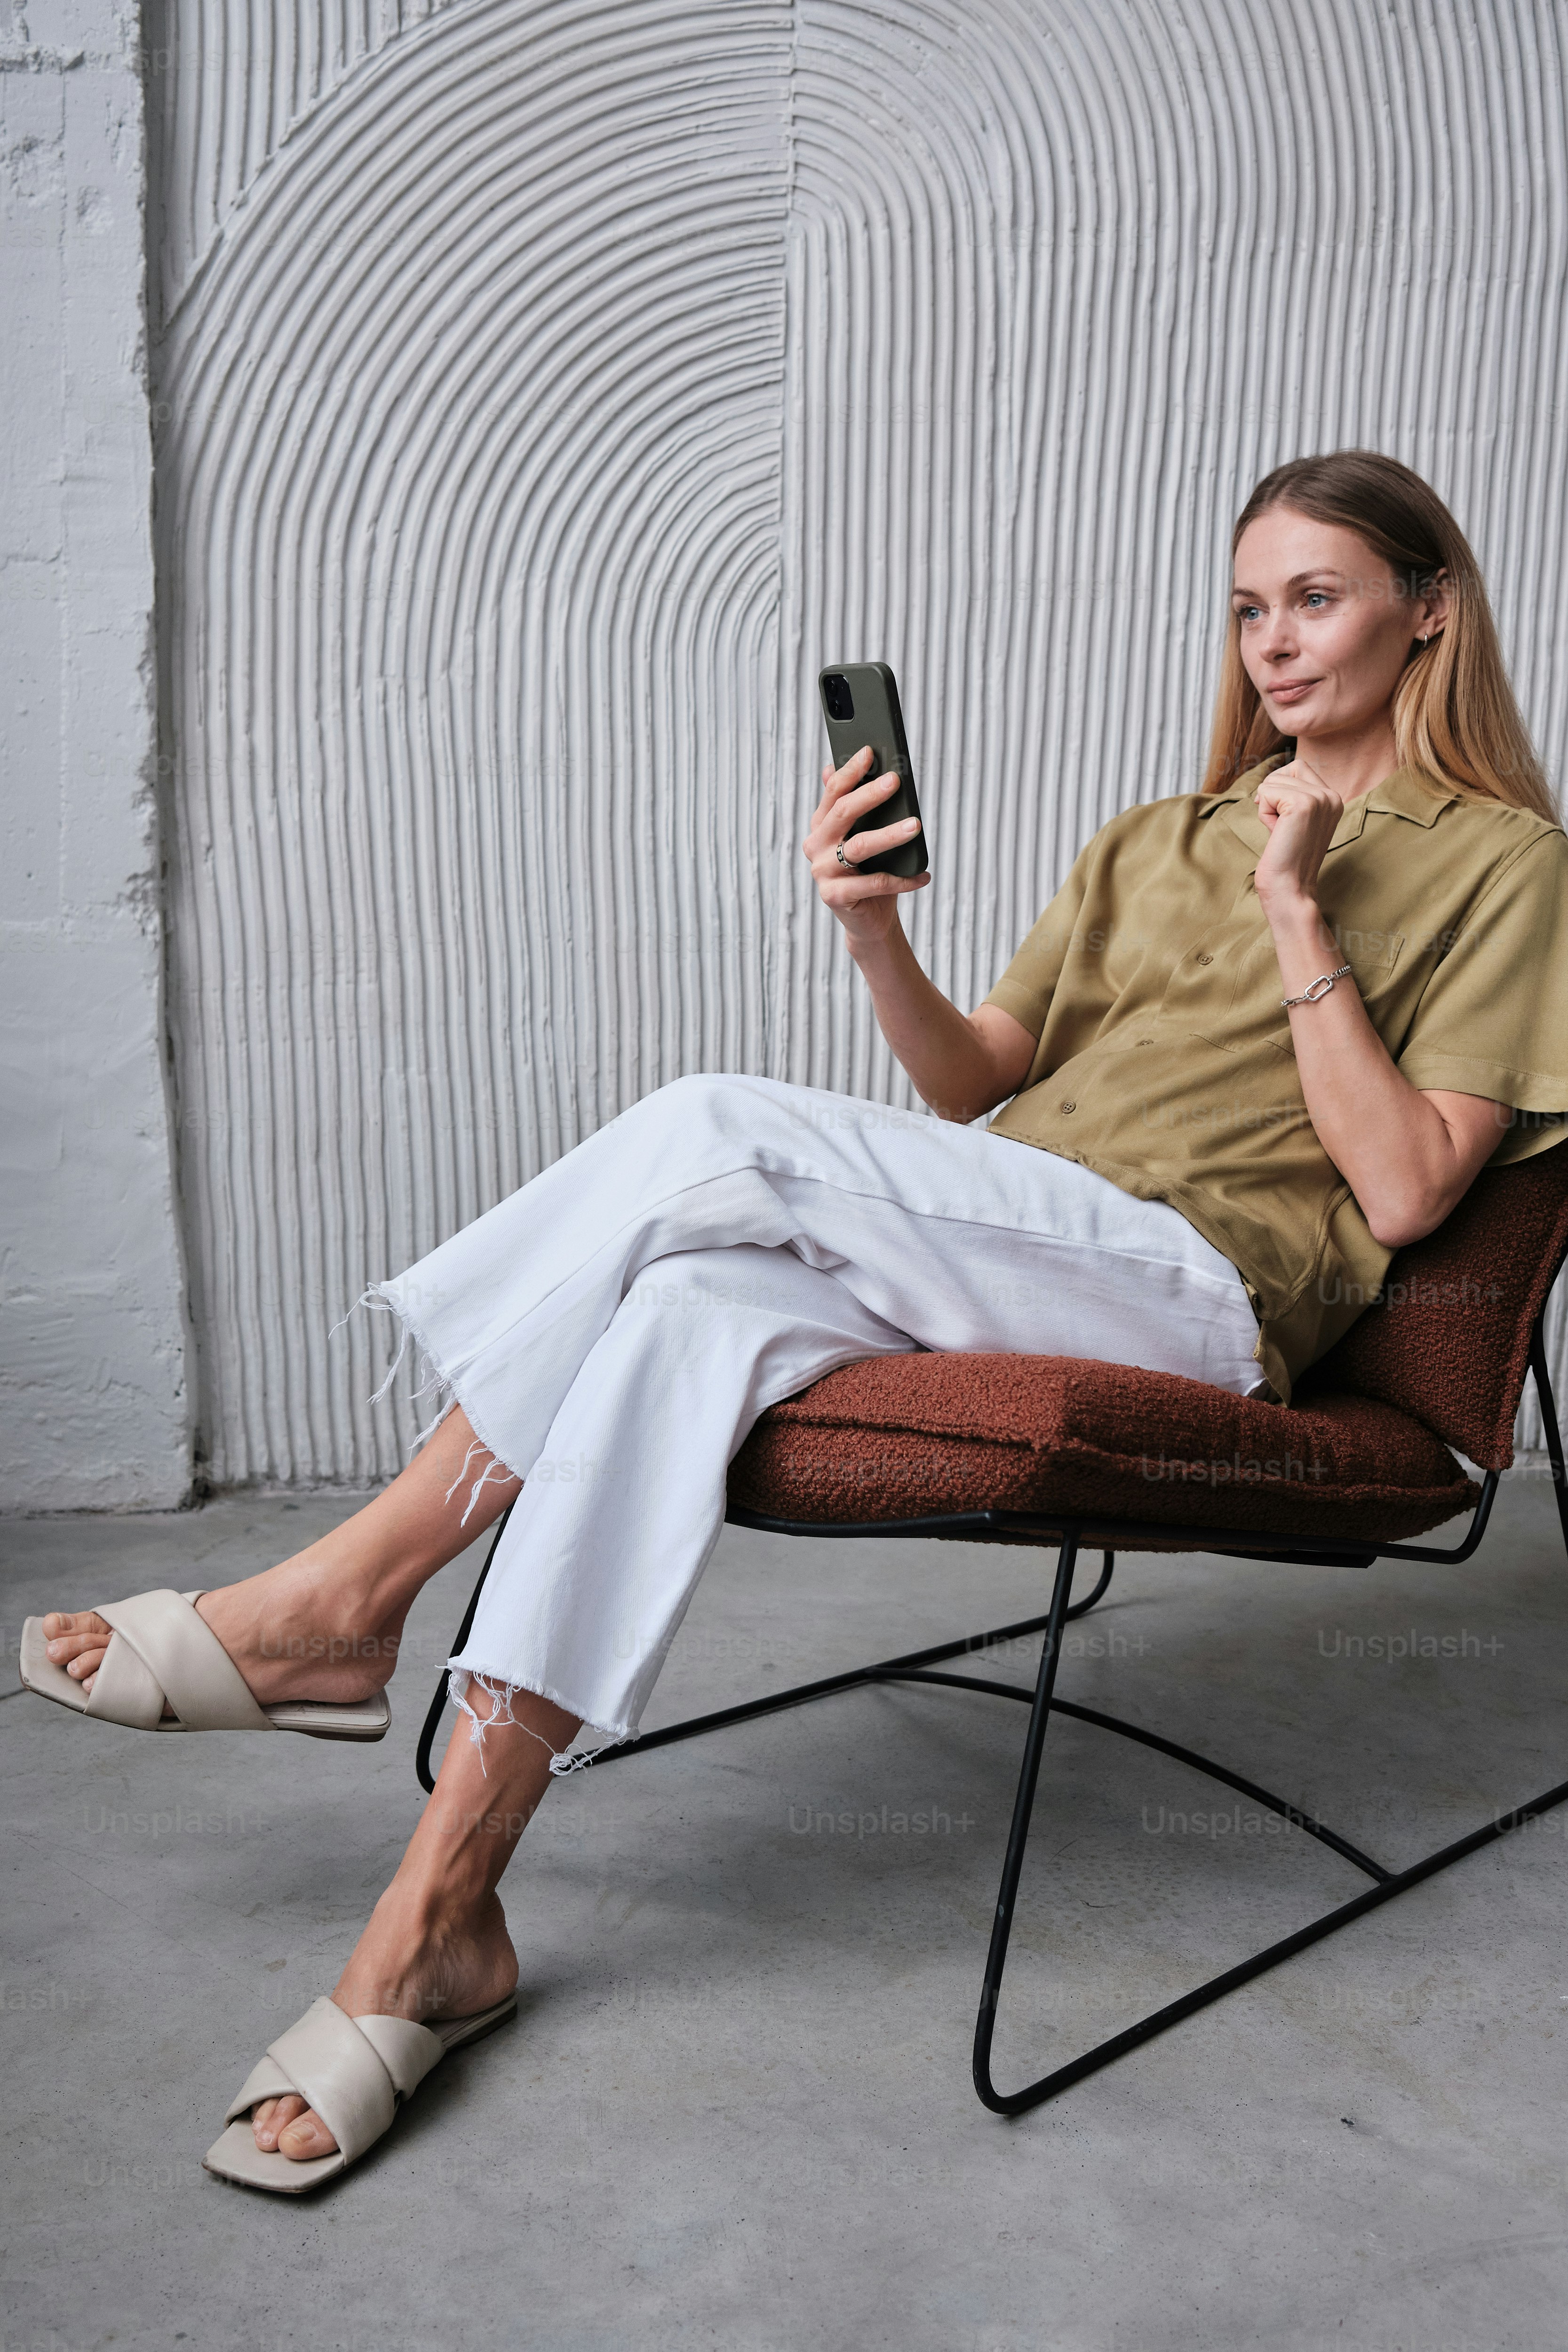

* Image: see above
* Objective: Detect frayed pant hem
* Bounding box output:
[356,1283,528,1493]
[446,1661,633,1778]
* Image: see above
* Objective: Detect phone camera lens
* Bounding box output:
[822,673,854,722]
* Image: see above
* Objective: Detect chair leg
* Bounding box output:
[970,1757,1568,2119]
[1064,1548,1114,1619]
[964,1325,1566,2113]
[419,1502,1568,2118]
[972,1534,1081,2114]
[419,1395,1568,2119]
[969,1508,1568,2116]
[1529,1325,1568,1562]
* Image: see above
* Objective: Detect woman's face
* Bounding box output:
[1230,507,1447,747]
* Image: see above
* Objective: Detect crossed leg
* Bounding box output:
[36,1074,1266,2165]
[39,1406,521,1709]
[40,1405,573,2162]
[254,1670,577,2160]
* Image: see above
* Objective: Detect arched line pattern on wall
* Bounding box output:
[144,0,455,320]
[156,0,1567,1483]
[777,0,1568,1112]
[158,0,791,1483]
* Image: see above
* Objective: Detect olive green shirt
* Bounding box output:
[982,757,1568,1404]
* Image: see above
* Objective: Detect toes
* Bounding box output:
[250,2094,341,2161]
[278,2108,340,2161]
[42,1609,102,1639]
[42,1611,112,1694]
[44,1608,110,1640]
[45,1613,112,1668]
[252,2094,306,2151]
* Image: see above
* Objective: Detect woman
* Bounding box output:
[24,450,1568,2189]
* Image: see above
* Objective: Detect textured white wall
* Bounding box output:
[0,0,188,1511]
[151,0,1568,1489]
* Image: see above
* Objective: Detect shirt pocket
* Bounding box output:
[1346,928,1408,1007]
[1204,929,1406,1057]
[1308,926,1409,1051]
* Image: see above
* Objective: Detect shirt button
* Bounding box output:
[1195,951,1214,965]
[1059,1098,1076,1114]
[1136,1037,1154,1047]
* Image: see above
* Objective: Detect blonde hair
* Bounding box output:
[1202,449,1557,820]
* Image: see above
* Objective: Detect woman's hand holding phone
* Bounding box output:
[802,744,930,947]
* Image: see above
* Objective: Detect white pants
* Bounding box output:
[376,1073,1264,1748]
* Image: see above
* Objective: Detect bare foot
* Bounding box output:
[39,1548,404,1711]
[249,1885,519,2160]
[38,1404,521,1710]
[247,1669,573,2163]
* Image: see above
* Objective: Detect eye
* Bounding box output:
[1234,601,1263,625]
[1302,590,1332,611]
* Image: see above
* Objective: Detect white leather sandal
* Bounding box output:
[18,1589,390,1740]
[203,1994,518,2193]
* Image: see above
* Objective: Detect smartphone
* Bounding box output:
[818,662,928,878]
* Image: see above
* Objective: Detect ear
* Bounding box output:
[1416,564,1453,644]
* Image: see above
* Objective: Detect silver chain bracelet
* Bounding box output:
[1281,962,1352,1009]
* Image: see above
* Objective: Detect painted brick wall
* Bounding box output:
[1,0,187,1510]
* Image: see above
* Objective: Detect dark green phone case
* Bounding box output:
[817,662,928,878]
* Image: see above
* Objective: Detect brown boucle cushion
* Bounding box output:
[729,1352,1476,1544]
[1298,1142,1568,1469]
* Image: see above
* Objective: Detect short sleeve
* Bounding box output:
[1395,828,1568,1164]
[980,835,1096,1039]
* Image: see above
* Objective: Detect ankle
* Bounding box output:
[285,1539,414,1630]
[389,1841,507,1938]
[334,1881,516,2025]
[250,1618,404,1672]
[221,1544,411,1649]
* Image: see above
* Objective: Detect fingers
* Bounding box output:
[1253,763,1338,897]
[1259,757,1330,804]
[828,812,923,870]
[811,745,885,826]
[803,748,928,925]
[816,870,931,912]
[803,750,909,867]
[825,742,876,799]
[806,753,866,843]
[809,742,870,815]
[836,775,910,834]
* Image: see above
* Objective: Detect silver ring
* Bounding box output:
[835,843,853,869]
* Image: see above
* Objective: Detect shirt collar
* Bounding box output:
[1199,756,1459,860]
[1366,767,1460,827]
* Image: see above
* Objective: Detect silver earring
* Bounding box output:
[1418,635,1428,646]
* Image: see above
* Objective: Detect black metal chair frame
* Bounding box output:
[417,1314,1568,2117]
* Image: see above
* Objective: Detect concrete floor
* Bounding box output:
[3,1475,1567,2351]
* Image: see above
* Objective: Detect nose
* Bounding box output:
[1258,604,1298,662]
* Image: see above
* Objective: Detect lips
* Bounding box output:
[1266,677,1320,703]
